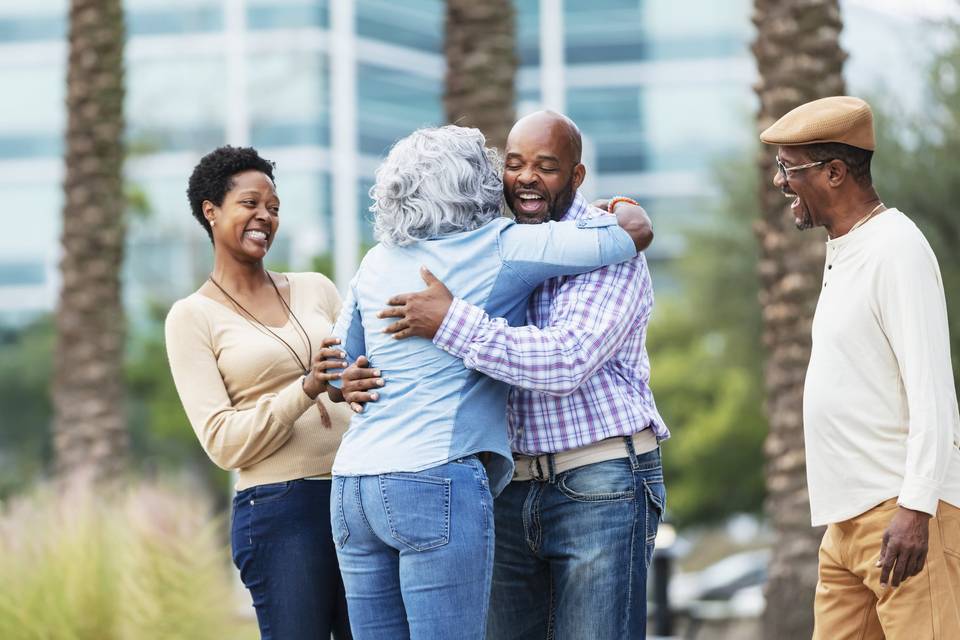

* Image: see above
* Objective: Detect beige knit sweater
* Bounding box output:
[164,272,351,490]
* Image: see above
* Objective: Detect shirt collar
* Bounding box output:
[557,191,589,223]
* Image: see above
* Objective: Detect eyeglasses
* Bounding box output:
[776,156,827,179]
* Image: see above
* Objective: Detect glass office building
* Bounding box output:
[13,0,899,325]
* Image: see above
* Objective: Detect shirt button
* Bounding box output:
[828,265,832,270]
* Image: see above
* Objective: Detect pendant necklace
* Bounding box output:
[208,272,332,428]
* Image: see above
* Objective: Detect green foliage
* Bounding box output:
[312,252,335,280]
[0,310,230,500]
[649,151,768,527]
[125,301,232,500]
[870,25,960,390]
[0,481,257,640]
[0,319,54,493]
[311,244,375,283]
[124,183,152,220]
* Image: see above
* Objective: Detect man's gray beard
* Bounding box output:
[795,209,814,231]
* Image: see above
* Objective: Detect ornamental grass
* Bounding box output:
[0,479,256,639]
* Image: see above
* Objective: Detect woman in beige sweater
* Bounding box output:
[164,146,353,640]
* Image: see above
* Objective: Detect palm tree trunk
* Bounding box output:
[53,0,128,485]
[443,0,517,152]
[752,1,846,637]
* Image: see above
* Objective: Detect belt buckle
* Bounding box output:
[530,456,547,481]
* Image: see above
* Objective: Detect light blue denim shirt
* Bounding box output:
[330,202,636,496]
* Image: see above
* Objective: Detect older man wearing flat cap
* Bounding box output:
[762,95,960,639]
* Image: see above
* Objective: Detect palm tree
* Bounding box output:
[443,0,517,151]
[751,0,846,637]
[53,0,128,484]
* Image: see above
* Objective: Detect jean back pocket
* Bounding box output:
[379,473,451,551]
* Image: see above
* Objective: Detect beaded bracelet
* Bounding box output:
[607,196,639,212]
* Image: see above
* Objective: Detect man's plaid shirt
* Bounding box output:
[433,193,669,455]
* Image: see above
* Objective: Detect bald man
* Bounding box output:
[345,111,669,639]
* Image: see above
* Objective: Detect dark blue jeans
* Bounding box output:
[232,478,351,640]
[486,445,666,640]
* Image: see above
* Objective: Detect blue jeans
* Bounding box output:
[332,456,495,640]
[231,478,351,640]
[486,445,666,640]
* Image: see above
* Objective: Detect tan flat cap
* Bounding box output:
[760,96,875,151]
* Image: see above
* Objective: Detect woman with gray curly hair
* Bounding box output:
[324,125,649,640]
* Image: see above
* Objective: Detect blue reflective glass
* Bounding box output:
[0,134,62,159]
[248,1,329,30]
[126,8,222,36]
[357,64,442,155]
[125,126,224,153]
[0,262,46,286]
[568,87,645,171]
[251,120,329,148]
[356,0,442,53]
[0,15,65,42]
[515,0,539,65]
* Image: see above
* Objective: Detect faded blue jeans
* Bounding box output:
[332,455,495,640]
[486,444,666,640]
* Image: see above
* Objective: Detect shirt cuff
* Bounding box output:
[576,214,619,228]
[272,376,317,427]
[898,475,940,516]
[433,297,485,358]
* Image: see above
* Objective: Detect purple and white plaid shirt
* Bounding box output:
[434,193,669,455]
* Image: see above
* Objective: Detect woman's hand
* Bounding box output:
[301,337,347,399]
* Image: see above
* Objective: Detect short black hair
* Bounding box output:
[186,146,276,241]
[801,142,873,187]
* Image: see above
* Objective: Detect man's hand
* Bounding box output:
[591,198,653,251]
[377,266,453,340]
[340,356,383,413]
[877,506,931,588]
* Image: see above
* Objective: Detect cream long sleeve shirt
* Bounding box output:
[164,272,351,490]
[804,209,960,526]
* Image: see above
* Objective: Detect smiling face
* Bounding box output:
[204,170,279,262]
[773,146,831,231]
[503,113,586,224]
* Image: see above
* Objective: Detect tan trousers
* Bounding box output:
[813,499,960,640]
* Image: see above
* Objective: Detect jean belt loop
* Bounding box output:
[546,453,557,483]
[624,435,640,470]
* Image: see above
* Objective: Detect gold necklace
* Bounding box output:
[847,202,885,235]
[825,203,887,279]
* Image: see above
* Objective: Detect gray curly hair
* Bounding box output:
[370,125,503,246]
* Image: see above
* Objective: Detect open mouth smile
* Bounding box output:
[515,191,546,214]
